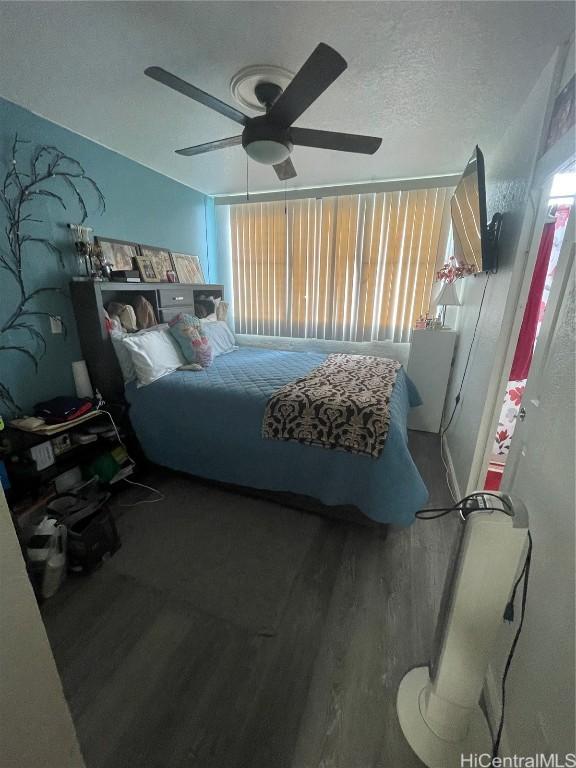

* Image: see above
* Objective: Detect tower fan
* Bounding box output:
[397,492,529,767]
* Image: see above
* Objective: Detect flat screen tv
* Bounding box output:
[451,145,499,274]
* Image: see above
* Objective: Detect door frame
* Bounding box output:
[502,204,575,490]
[468,147,575,494]
[465,34,575,494]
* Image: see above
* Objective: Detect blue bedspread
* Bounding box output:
[126,347,428,525]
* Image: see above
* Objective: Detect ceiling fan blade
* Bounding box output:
[145,66,248,126]
[268,43,347,127]
[175,136,242,157]
[274,157,297,181]
[291,127,382,155]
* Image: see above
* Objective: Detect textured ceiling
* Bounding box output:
[0,1,573,195]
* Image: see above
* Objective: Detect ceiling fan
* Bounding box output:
[144,43,382,181]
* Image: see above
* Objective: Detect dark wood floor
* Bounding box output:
[41,431,457,768]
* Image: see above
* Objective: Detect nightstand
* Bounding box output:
[407,329,457,433]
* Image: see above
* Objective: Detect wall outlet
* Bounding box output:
[50,315,63,334]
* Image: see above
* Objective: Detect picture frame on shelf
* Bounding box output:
[137,245,175,283]
[94,237,138,272]
[135,254,159,282]
[172,252,205,284]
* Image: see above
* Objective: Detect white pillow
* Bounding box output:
[200,320,236,358]
[111,324,169,383]
[111,331,136,383]
[121,327,184,386]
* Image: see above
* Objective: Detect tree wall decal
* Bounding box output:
[0,135,105,414]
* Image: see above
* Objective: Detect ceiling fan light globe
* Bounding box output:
[245,140,291,165]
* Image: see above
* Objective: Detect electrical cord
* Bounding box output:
[417,505,510,520]
[97,409,164,505]
[438,273,491,499]
[441,272,491,437]
[492,531,533,758]
[440,436,458,503]
[119,478,164,507]
[503,541,530,623]
[97,408,125,448]
[416,491,513,519]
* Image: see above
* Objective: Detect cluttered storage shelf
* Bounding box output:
[70,278,224,403]
[2,408,134,510]
[5,409,133,502]
[2,406,131,597]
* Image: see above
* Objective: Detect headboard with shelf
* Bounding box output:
[70,279,224,403]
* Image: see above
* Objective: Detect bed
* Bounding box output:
[125,346,428,525]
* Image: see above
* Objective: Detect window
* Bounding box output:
[229,186,452,343]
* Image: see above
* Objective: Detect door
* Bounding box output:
[496,206,574,755]
[502,204,575,490]
[0,487,86,768]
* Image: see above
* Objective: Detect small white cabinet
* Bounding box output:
[407,329,457,433]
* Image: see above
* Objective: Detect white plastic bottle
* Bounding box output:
[42,524,67,599]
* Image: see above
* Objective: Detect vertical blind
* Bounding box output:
[229,187,452,343]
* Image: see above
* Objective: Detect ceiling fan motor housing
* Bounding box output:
[254,81,283,109]
[242,116,293,165]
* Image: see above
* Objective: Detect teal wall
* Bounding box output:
[0,97,216,415]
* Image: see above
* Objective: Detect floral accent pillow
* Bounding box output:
[168,313,213,368]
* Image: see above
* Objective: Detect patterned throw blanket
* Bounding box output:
[262,354,401,458]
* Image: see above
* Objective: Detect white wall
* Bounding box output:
[494,262,575,757]
[486,37,576,757]
[0,489,85,768]
[442,33,576,756]
[443,52,559,493]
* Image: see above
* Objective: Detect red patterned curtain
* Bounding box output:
[510,222,555,380]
